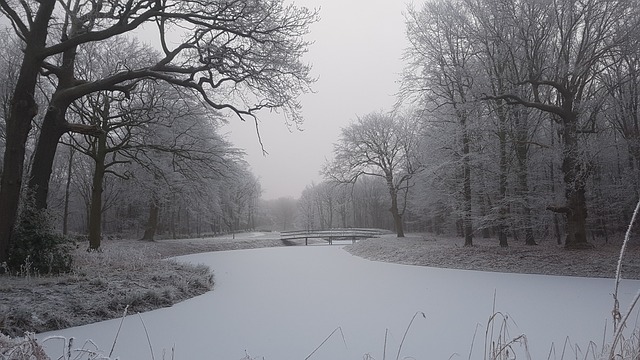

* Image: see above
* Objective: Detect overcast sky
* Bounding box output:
[223,0,410,200]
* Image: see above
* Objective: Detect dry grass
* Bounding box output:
[0,238,217,338]
[346,234,640,279]
[0,333,48,359]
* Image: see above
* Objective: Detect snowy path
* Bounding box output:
[39,246,640,359]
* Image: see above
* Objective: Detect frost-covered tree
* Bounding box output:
[404,0,479,245]
[0,0,317,263]
[402,0,640,249]
[480,0,638,248]
[324,111,423,237]
[219,166,262,236]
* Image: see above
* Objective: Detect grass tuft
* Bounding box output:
[0,332,48,360]
[0,243,213,337]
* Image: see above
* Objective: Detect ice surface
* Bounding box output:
[38,246,640,359]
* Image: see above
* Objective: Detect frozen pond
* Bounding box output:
[39,246,640,359]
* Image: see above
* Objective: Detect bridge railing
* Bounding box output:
[280,228,389,245]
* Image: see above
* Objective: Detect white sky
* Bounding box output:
[222,0,410,200]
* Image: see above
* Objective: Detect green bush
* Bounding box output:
[7,208,74,275]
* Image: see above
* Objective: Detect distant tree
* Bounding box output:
[351,176,392,229]
[268,197,297,231]
[220,166,262,236]
[295,181,343,230]
[324,111,423,237]
[297,184,318,230]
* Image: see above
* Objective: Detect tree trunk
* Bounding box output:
[28,38,94,211]
[564,187,589,248]
[28,105,67,210]
[171,207,177,239]
[462,116,473,246]
[558,116,591,249]
[387,181,405,238]
[549,118,563,245]
[0,105,33,262]
[0,0,56,263]
[62,147,75,235]
[514,111,536,245]
[186,210,191,237]
[554,215,562,245]
[141,200,160,241]
[498,114,508,247]
[87,132,107,251]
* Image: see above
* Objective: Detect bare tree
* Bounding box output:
[481,0,637,248]
[61,39,244,248]
[297,183,318,230]
[220,166,261,237]
[324,111,422,237]
[0,0,317,263]
[404,0,478,245]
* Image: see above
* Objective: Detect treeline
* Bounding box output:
[0,0,316,272]
[0,33,263,244]
[313,0,640,248]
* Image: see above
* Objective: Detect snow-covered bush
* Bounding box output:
[7,206,74,275]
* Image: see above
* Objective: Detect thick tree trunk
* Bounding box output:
[28,106,67,210]
[0,104,34,262]
[0,0,56,263]
[87,163,105,250]
[563,121,589,249]
[390,198,405,237]
[28,98,101,213]
[141,200,160,241]
[553,116,591,249]
[387,182,405,238]
[564,188,589,248]
[28,39,92,211]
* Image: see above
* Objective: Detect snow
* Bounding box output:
[38,246,640,359]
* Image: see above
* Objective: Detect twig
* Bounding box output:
[484,291,498,359]
[467,323,481,360]
[396,311,426,360]
[383,328,389,360]
[610,289,640,359]
[304,326,347,360]
[138,313,156,360]
[609,198,640,359]
[109,305,129,357]
[613,199,640,331]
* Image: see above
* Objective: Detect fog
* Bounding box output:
[223,0,410,200]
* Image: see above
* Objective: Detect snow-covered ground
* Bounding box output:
[38,246,640,359]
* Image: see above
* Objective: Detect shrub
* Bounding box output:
[7,207,74,275]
